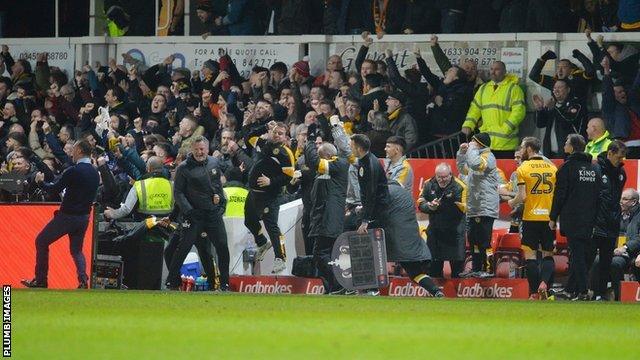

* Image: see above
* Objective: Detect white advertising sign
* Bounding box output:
[117,43,301,79]
[1,44,75,79]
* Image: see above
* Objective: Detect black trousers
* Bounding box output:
[568,237,590,295]
[301,205,313,256]
[467,216,494,272]
[611,255,640,300]
[429,260,464,278]
[35,212,90,285]
[312,236,340,292]
[589,236,616,297]
[166,210,229,288]
[244,191,286,259]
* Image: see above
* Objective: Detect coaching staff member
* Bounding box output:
[21,140,99,288]
[350,134,389,235]
[418,162,467,278]
[166,136,230,291]
[549,134,601,301]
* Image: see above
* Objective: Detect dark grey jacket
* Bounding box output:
[174,155,226,217]
[385,182,431,262]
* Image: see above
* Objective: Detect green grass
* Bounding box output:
[11,290,640,359]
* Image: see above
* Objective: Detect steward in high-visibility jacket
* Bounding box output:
[223,180,248,218]
[463,72,526,151]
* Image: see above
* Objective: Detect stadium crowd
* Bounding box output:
[2,26,640,300]
[103,0,640,37]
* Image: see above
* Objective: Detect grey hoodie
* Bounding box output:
[456,146,500,218]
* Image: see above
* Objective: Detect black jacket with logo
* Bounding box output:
[594,153,627,239]
[247,138,295,197]
[550,152,602,239]
[174,155,226,216]
[536,95,587,158]
[356,151,389,224]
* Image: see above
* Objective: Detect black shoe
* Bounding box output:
[21,278,47,288]
[219,284,230,292]
[571,292,590,301]
[78,281,88,289]
[432,290,445,298]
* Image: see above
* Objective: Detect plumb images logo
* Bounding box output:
[2,285,10,358]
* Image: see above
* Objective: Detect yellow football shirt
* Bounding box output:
[516,156,557,221]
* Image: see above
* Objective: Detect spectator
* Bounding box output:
[360,73,388,122]
[618,0,640,31]
[313,55,344,87]
[220,0,258,35]
[374,91,418,151]
[197,2,228,37]
[611,188,640,300]
[585,117,613,157]
[416,48,473,143]
[364,109,393,158]
[385,49,429,142]
[436,1,468,33]
[462,61,526,158]
[526,0,575,32]
[533,79,587,158]
[601,58,640,158]
[430,36,484,93]
[528,48,595,108]
[588,35,640,83]
[494,0,529,32]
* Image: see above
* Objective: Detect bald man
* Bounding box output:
[585,117,612,158]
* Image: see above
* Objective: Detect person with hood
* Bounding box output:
[386,180,445,297]
[591,140,627,300]
[610,188,640,300]
[462,61,526,158]
[166,136,230,291]
[456,133,500,276]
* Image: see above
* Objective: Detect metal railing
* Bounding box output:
[407,132,467,159]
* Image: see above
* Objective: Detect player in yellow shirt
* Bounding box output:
[508,137,557,300]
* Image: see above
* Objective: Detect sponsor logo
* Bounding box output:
[238,280,292,294]
[305,283,324,295]
[456,283,514,298]
[388,282,430,297]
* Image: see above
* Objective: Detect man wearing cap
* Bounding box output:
[384,136,413,193]
[383,91,418,150]
[456,132,500,276]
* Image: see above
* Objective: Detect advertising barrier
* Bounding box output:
[620,281,640,303]
[230,275,529,299]
[0,204,94,289]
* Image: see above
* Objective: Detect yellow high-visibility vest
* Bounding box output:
[223,186,248,218]
[134,177,174,215]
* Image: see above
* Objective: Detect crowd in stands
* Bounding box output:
[105,0,640,37]
[1,24,639,297]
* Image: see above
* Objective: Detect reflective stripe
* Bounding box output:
[477,104,512,111]
[138,180,148,211]
[504,119,516,131]
[472,99,481,108]
[465,117,479,125]
[504,83,516,109]
[512,100,526,106]
[486,132,518,139]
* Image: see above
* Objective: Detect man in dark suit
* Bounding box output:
[21,140,100,289]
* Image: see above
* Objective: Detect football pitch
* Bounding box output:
[10,290,639,359]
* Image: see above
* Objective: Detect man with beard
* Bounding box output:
[246,122,295,274]
[508,137,557,300]
[549,134,601,301]
[166,136,230,291]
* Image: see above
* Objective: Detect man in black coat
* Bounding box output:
[349,134,389,235]
[418,162,466,278]
[305,139,349,294]
[591,140,627,300]
[533,79,587,158]
[549,134,601,300]
[167,136,230,291]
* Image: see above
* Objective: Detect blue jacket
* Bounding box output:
[602,71,640,139]
[223,0,257,35]
[618,0,640,24]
